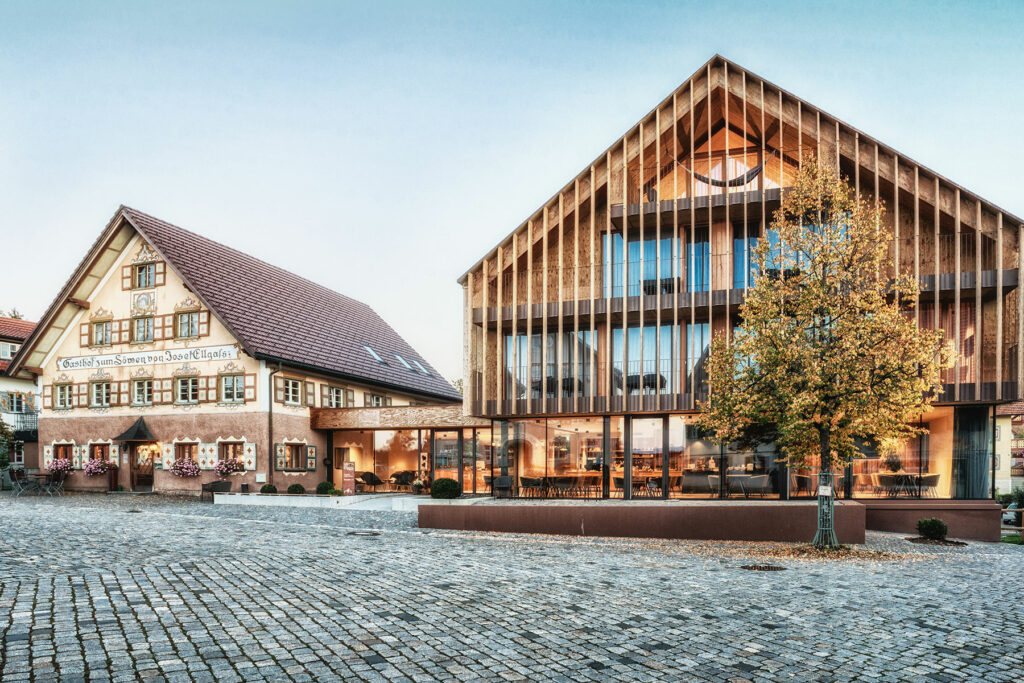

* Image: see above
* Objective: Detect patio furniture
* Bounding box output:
[44,471,68,496]
[707,474,720,497]
[200,480,231,502]
[359,471,384,491]
[742,474,770,498]
[519,476,545,498]
[918,473,941,498]
[9,469,40,497]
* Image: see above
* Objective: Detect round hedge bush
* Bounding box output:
[260,484,277,494]
[917,517,948,540]
[329,488,344,496]
[316,481,332,495]
[430,477,461,499]
[286,483,305,495]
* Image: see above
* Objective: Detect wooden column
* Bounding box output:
[590,165,597,403]
[914,167,920,327]
[996,212,1003,399]
[526,219,534,410]
[511,232,519,415]
[557,192,564,414]
[573,178,580,414]
[975,201,982,397]
[542,206,549,405]
[954,188,961,400]
[672,90,680,408]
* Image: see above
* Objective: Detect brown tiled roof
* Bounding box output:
[0,317,35,341]
[120,207,461,402]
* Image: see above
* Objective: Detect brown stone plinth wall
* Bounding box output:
[39,412,326,494]
[419,501,866,544]
[863,500,1001,542]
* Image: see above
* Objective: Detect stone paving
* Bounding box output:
[1,494,1022,682]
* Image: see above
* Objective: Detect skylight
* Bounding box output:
[412,359,429,375]
[363,345,385,364]
[394,354,413,370]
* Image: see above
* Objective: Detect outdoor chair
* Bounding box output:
[707,474,720,498]
[360,472,384,491]
[918,473,940,498]
[10,469,39,497]
[742,474,770,498]
[43,471,67,496]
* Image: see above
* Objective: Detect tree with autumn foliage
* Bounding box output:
[696,157,954,548]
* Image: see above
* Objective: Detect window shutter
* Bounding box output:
[121,265,132,290]
[159,379,172,404]
[197,376,208,403]
[80,323,89,347]
[345,389,354,407]
[110,320,120,344]
[198,310,210,336]
[163,315,174,339]
[274,443,286,470]
[364,392,370,406]
[386,396,393,407]
[305,381,316,407]
[154,261,166,286]
[118,381,128,406]
[305,445,317,471]
[43,385,52,409]
[242,442,257,470]
[72,446,82,469]
[321,384,329,407]
[244,374,256,402]
[159,444,173,469]
[274,376,285,403]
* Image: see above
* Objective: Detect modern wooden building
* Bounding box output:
[6,206,462,493]
[458,55,1020,514]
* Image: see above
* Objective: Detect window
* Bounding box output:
[286,443,305,469]
[176,311,199,338]
[327,386,346,408]
[10,393,24,413]
[55,384,72,409]
[175,377,199,404]
[220,374,245,403]
[92,321,111,346]
[394,354,413,370]
[174,442,198,461]
[53,444,72,461]
[364,392,391,407]
[283,378,302,405]
[11,442,24,465]
[220,441,245,460]
[132,379,153,406]
[412,359,429,376]
[90,382,111,407]
[0,342,18,359]
[132,316,154,343]
[134,263,156,289]
[333,446,349,469]
[363,345,385,364]
[90,444,110,461]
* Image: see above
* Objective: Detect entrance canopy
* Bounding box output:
[114,417,157,442]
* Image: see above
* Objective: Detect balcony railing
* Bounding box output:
[2,411,38,434]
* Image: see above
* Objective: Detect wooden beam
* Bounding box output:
[67,297,89,309]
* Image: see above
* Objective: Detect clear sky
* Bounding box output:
[2,1,1022,383]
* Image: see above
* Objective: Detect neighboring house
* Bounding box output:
[0,316,39,470]
[5,206,461,493]
[458,55,1019,530]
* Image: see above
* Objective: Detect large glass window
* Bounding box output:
[685,226,710,292]
[475,429,493,494]
[374,430,420,490]
[724,441,780,499]
[669,416,720,497]
[630,417,664,498]
[732,222,759,289]
[685,322,710,400]
[432,430,461,487]
[546,418,604,497]
[608,417,625,497]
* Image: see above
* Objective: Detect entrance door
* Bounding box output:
[131,443,155,491]
[629,416,668,499]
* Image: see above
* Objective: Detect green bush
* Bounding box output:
[430,477,461,499]
[917,518,948,541]
[1010,487,1024,526]
[316,481,333,495]
[286,483,305,495]
[260,484,277,494]
[329,488,344,496]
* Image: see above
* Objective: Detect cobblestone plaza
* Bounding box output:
[1,495,1022,682]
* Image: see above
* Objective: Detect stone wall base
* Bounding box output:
[863,500,1001,542]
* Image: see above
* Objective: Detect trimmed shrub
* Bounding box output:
[430,477,461,499]
[329,488,344,496]
[316,481,332,495]
[260,484,277,494]
[917,518,948,541]
[286,483,305,495]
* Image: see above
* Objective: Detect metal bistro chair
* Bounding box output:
[10,469,40,497]
[43,470,67,497]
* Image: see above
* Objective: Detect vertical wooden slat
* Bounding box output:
[996,212,1003,399]
[914,167,920,327]
[893,154,900,293]
[655,105,662,407]
[495,246,503,411]
[707,63,714,400]
[527,219,534,410]
[954,188,961,400]
[639,120,646,410]
[724,62,731,342]
[975,201,982,397]
[672,90,680,408]
[511,231,518,416]
[605,152,612,402]
[482,256,490,407]
[464,271,473,413]
[689,79,697,406]
[621,137,628,399]
[1018,222,1023,393]
[933,177,940,364]
[854,132,860,203]
[542,205,549,405]
[557,192,564,414]
[590,165,597,403]
[573,177,580,413]
[742,71,749,291]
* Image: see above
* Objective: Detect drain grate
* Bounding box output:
[740,564,786,571]
[347,530,381,537]
[127,510,142,514]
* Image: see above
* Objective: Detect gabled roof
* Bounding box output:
[0,317,35,342]
[0,317,35,373]
[11,207,461,403]
[459,53,1023,282]
[113,417,157,442]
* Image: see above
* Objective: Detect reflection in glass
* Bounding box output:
[432,430,460,488]
[631,417,664,498]
[373,430,420,490]
[668,416,720,497]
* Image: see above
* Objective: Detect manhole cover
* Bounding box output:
[347,530,381,537]
[127,510,142,514]
[740,564,786,571]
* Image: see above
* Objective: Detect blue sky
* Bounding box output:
[2,1,1022,382]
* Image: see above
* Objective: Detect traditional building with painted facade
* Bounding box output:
[1,316,39,470]
[458,55,1020,533]
[5,206,461,493]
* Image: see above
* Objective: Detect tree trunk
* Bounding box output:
[812,427,839,548]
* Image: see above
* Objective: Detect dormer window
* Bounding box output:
[134,263,156,289]
[412,359,430,376]
[394,354,413,370]
[0,342,18,359]
[363,345,385,364]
